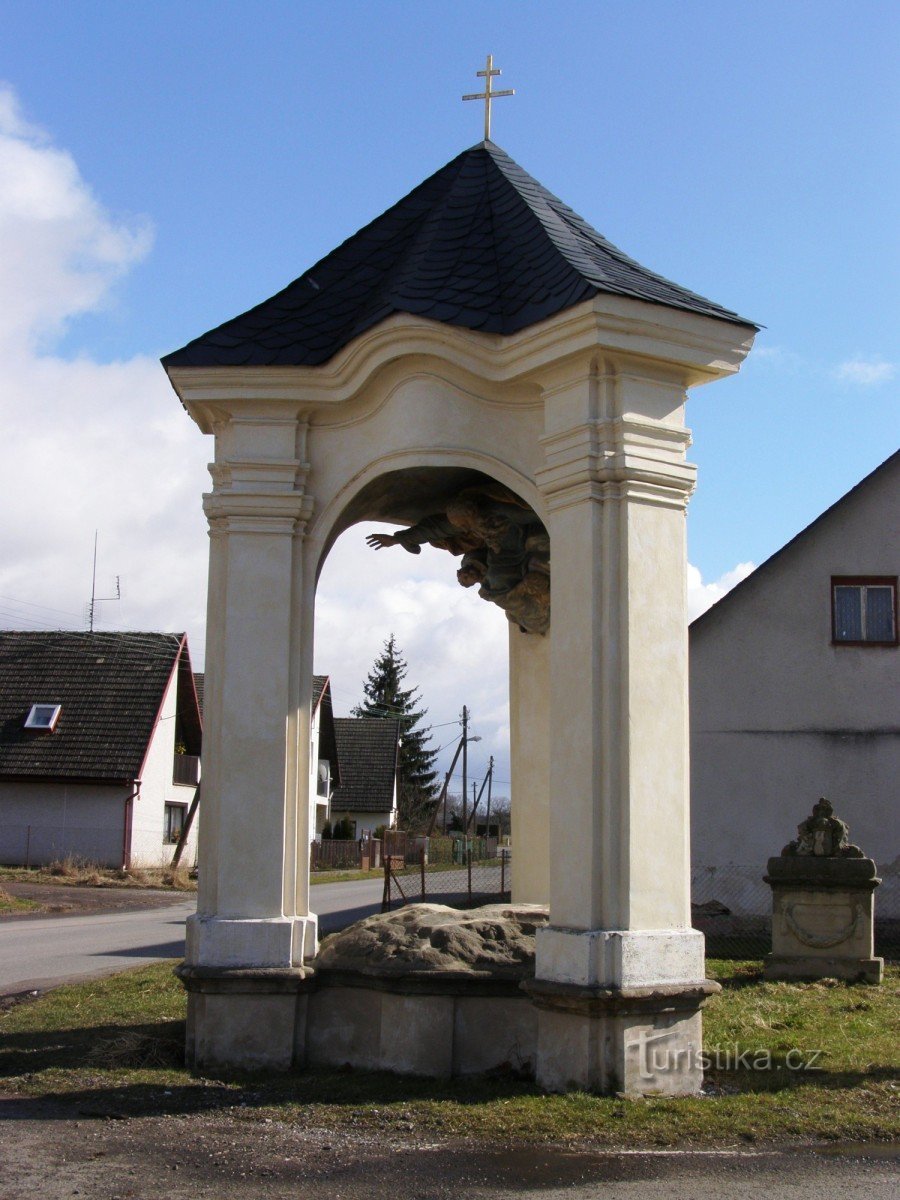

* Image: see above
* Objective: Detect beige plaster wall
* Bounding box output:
[0,780,127,867]
[690,457,900,914]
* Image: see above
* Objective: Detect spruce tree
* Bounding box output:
[352,634,439,829]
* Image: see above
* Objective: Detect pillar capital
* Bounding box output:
[203,489,314,534]
[536,416,696,513]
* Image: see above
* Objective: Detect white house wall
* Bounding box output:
[0,780,128,867]
[690,458,899,917]
[129,663,200,868]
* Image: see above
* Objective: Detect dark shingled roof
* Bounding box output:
[162,141,754,371]
[0,632,201,782]
[330,717,399,815]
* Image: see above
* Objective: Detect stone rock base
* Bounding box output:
[764,953,884,984]
[178,966,313,1071]
[526,977,719,1095]
[177,905,719,1092]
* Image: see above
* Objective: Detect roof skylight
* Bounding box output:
[24,703,61,732]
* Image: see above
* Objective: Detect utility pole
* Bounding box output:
[461,705,468,839]
[485,755,494,837]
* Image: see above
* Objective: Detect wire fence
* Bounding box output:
[691,862,900,962]
[381,842,511,912]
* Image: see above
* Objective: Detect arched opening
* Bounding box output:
[310,464,551,889]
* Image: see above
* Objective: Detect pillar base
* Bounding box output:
[764,953,884,985]
[535,925,707,987]
[526,976,720,1095]
[177,965,316,1070]
[185,912,318,968]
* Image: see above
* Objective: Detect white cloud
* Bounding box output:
[834,358,896,386]
[315,526,510,789]
[0,85,210,653]
[687,561,755,622]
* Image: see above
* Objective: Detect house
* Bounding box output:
[690,451,899,917]
[0,631,202,869]
[329,717,400,837]
[310,674,339,836]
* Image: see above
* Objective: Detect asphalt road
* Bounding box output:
[0,877,387,995]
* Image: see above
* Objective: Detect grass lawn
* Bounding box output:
[1,959,896,1147]
[0,885,39,915]
[310,868,383,885]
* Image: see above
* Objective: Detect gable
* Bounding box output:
[330,717,399,814]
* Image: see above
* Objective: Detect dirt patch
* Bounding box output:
[0,881,190,919]
[0,1095,897,1200]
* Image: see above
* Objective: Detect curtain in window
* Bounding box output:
[834,586,862,640]
[866,586,895,641]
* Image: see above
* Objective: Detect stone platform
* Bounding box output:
[179,903,549,1078]
[179,903,720,1093]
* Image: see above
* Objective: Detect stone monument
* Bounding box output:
[764,798,884,983]
[164,134,757,1093]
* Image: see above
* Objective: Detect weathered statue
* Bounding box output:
[781,797,864,858]
[366,485,550,634]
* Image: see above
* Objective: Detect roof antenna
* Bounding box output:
[86,531,121,632]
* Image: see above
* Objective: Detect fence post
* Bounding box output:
[420,846,426,901]
[500,848,505,896]
[381,854,391,913]
[467,847,472,904]
[24,825,32,870]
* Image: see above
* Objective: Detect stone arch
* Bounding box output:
[309,455,547,578]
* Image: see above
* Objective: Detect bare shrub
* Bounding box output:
[84,1029,183,1069]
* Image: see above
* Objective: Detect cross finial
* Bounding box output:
[462,54,514,141]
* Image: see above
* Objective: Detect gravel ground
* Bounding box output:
[0,1095,897,1200]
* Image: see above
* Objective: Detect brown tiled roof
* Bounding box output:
[163,142,754,372]
[0,632,200,782]
[193,672,204,717]
[330,717,399,815]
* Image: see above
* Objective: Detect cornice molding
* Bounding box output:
[167,296,756,430]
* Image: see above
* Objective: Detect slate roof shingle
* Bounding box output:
[0,632,200,782]
[162,141,755,371]
[330,717,399,815]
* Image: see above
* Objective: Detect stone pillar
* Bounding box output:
[179,409,316,1070]
[530,356,717,1095]
[509,624,551,905]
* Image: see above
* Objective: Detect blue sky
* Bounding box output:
[0,1,897,789]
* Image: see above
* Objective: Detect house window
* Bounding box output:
[164,803,187,844]
[24,703,61,731]
[832,577,898,645]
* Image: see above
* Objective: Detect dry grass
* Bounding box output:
[0,861,197,892]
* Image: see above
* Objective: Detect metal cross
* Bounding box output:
[462,54,514,141]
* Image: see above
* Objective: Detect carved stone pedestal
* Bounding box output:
[764,856,883,984]
[526,976,720,1095]
[177,965,314,1071]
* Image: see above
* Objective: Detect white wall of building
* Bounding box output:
[129,662,200,868]
[690,457,899,916]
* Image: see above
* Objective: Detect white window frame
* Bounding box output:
[24,703,61,731]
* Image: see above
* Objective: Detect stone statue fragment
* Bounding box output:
[366,484,550,634]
